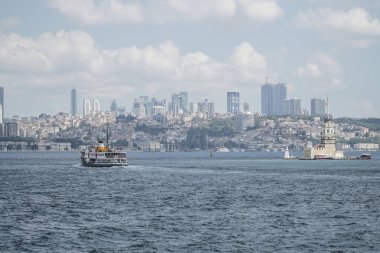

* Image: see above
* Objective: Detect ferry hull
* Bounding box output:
[81,161,128,167]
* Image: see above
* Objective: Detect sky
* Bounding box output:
[1,0,380,118]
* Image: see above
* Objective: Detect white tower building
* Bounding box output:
[83,98,91,116]
[93,98,101,115]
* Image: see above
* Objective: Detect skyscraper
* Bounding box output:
[179,91,188,113]
[227,92,240,114]
[83,98,91,116]
[93,98,101,115]
[110,99,118,112]
[311,98,326,116]
[261,82,287,116]
[70,89,77,116]
[0,87,4,124]
[283,98,301,116]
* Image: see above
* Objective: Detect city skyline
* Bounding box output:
[1,1,380,117]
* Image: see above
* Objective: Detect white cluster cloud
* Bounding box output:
[297,7,380,36]
[295,54,343,88]
[0,30,268,95]
[48,0,283,25]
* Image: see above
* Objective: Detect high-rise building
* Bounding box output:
[189,102,198,114]
[110,99,118,112]
[0,87,3,124]
[261,82,287,116]
[93,98,101,115]
[3,122,18,137]
[198,99,214,118]
[83,98,91,116]
[132,99,145,118]
[311,98,326,116]
[179,91,188,113]
[171,92,188,115]
[227,92,240,114]
[70,89,77,116]
[242,103,249,113]
[0,103,3,126]
[283,98,301,116]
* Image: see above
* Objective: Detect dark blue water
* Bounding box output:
[1,151,380,252]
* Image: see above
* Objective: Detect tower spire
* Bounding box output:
[326,94,329,120]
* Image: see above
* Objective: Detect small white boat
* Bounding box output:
[216,147,230,152]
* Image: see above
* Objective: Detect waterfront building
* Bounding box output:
[3,122,18,137]
[353,143,379,151]
[311,98,326,116]
[70,89,77,116]
[283,98,301,116]
[227,92,240,114]
[261,82,287,116]
[83,98,91,116]
[0,87,3,124]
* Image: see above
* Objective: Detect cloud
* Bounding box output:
[0,30,268,96]
[294,54,343,89]
[238,0,283,22]
[296,7,380,37]
[0,17,20,30]
[48,0,143,25]
[48,0,283,25]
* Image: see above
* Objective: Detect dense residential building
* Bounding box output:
[227,92,240,114]
[83,98,91,116]
[283,98,301,116]
[70,89,77,116]
[261,82,287,116]
[311,98,326,116]
[0,87,3,124]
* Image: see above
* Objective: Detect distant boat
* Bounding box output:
[216,147,230,152]
[359,153,371,160]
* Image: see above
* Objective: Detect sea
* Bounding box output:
[1,151,379,252]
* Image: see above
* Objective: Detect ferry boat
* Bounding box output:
[80,140,128,167]
[359,153,371,160]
